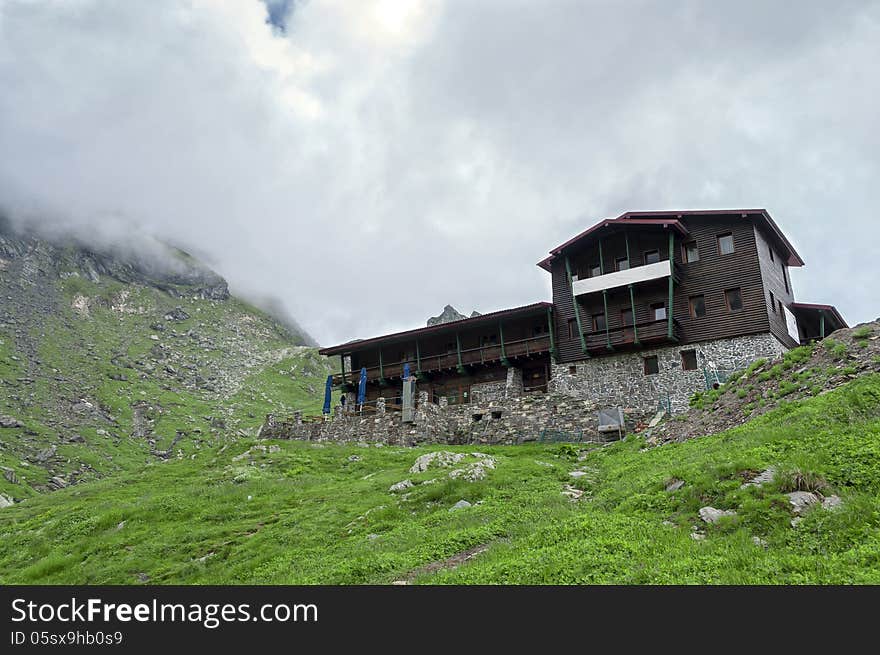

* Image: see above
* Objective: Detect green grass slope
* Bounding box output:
[2,374,878,584]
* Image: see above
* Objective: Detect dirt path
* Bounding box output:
[393,543,491,585]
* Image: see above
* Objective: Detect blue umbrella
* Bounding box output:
[403,363,411,381]
[322,374,332,415]
[357,367,367,407]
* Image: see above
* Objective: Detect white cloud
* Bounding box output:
[1,0,878,346]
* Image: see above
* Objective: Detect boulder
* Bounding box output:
[449,500,472,511]
[389,479,414,493]
[665,479,685,492]
[699,506,737,524]
[0,415,23,428]
[569,471,589,479]
[0,493,13,508]
[410,451,465,473]
[786,491,820,514]
[741,466,776,488]
[821,494,842,510]
[164,306,190,322]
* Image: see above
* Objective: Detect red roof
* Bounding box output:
[538,209,805,271]
[318,302,553,355]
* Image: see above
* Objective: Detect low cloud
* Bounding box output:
[1,0,878,346]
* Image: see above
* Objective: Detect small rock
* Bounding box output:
[786,491,820,514]
[149,335,160,341]
[389,479,414,493]
[821,494,842,510]
[0,493,14,508]
[1,466,18,484]
[67,434,86,443]
[48,476,67,490]
[741,466,776,489]
[690,532,706,541]
[665,479,685,492]
[0,415,24,429]
[136,573,150,583]
[116,521,126,531]
[699,506,737,524]
[367,533,379,541]
[449,499,472,511]
[348,455,361,462]
[569,471,588,478]
[752,536,768,548]
[790,517,803,528]
[35,445,57,463]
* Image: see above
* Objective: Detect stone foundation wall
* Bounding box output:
[549,332,788,413]
[260,387,650,446]
[469,366,524,404]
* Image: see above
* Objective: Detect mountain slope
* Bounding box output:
[0,219,333,501]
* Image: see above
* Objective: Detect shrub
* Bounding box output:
[852,326,872,340]
[823,338,847,359]
[776,468,828,494]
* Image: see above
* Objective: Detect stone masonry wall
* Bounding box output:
[549,332,788,413]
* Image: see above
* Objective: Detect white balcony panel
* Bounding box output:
[572,259,671,296]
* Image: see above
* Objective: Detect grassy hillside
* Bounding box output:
[2,373,878,584]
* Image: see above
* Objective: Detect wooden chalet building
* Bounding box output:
[320,209,846,414]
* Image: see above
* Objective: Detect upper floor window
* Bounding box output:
[480,334,498,347]
[769,291,776,313]
[769,246,775,262]
[533,324,548,337]
[725,287,743,312]
[651,302,667,321]
[593,313,607,331]
[644,250,660,265]
[717,233,735,255]
[590,263,602,277]
[689,294,706,318]
[615,256,629,271]
[683,240,700,263]
[621,308,634,326]
[567,319,577,339]
[781,262,789,293]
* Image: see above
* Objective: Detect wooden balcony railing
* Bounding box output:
[583,319,680,352]
[332,334,552,385]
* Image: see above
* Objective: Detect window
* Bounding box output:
[615,256,629,271]
[725,287,743,312]
[567,319,577,339]
[779,300,784,316]
[446,342,456,354]
[621,308,634,326]
[568,365,577,375]
[532,324,548,337]
[593,313,607,331]
[681,350,698,371]
[717,233,735,255]
[781,263,789,293]
[769,246,775,262]
[683,240,700,263]
[644,250,660,265]
[644,355,659,375]
[651,302,667,321]
[480,334,498,347]
[769,291,776,313]
[590,263,602,277]
[689,295,706,318]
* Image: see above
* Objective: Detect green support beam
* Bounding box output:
[415,339,421,373]
[820,312,826,339]
[378,349,385,380]
[602,290,612,350]
[598,239,605,274]
[499,321,510,366]
[629,284,639,345]
[624,231,631,266]
[456,332,465,374]
[340,355,347,384]
[667,231,675,340]
[547,306,558,363]
[564,256,589,355]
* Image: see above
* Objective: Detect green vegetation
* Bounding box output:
[2,374,879,584]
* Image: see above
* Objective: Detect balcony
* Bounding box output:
[332,335,552,386]
[583,319,680,353]
[572,259,672,297]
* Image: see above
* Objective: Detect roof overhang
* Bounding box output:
[789,302,848,330]
[537,209,805,271]
[318,302,553,356]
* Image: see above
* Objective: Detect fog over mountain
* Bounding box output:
[1,0,878,346]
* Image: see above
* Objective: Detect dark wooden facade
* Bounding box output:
[543,210,816,363]
[320,303,554,405]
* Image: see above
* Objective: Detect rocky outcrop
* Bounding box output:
[427,305,470,327]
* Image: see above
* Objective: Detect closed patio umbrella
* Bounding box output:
[357,367,367,409]
[322,375,332,415]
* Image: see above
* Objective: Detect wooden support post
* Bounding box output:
[629,284,639,345]
[340,355,347,384]
[602,290,612,350]
[667,231,675,340]
[499,321,509,366]
[564,256,589,356]
[415,339,421,373]
[378,349,384,380]
[456,332,464,374]
[598,239,605,274]
[624,231,631,266]
[547,306,558,363]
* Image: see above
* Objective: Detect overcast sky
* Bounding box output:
[1,1,878,346]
